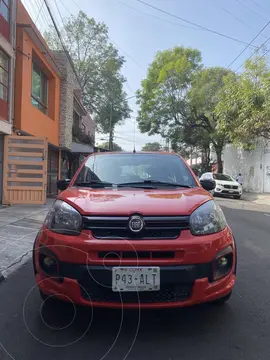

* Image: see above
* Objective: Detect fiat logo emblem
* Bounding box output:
[128,215,144,233]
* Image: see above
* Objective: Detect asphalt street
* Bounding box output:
[0,197,270,360]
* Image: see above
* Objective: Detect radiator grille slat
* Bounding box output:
[82,215,190,240]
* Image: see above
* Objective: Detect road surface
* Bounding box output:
[0,197,270,360]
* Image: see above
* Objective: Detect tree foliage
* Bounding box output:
[99,141,123,151]
[215,55,270,148]
[137,46,202,136]
[45,11,131,137]
[141,142,162,151]
[137,46,231,172]
[187,67,233,172]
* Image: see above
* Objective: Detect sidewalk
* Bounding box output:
[242,192,270,206]
[0,200,54,282]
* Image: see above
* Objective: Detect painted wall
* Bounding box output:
[223,143,270,193]
[14,1,60,146]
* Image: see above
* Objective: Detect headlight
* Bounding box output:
[44,200,82,235]
[190,200,227,236]
[215,182,222,187]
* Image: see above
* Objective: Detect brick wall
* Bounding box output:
[53,51,96,149]
[53,51,80,150]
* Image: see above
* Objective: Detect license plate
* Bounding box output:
[229,190,234,193]
[112,267,160,292]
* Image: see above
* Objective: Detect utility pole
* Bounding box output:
[133,118,136,152]
[109,103,113,151]
[108,95,136,151]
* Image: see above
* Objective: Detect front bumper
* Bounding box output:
[215,187,242,196]
[34,227,236,309]
[36,266,235,309]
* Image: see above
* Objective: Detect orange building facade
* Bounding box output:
[13,0,61,197]
[1,1,96,205]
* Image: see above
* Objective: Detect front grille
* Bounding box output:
[92,229,180,239]
[82,215,189,240]
[98,251,175,259]
[223,185,238,189]
[221,190,238,194]
[80,283,192,303]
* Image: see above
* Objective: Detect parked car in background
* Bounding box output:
[200,172,242,199]
[33,152,236,309]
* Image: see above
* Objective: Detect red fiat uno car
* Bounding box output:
[33,152,236,308]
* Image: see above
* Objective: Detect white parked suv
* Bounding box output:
[199,172,242,199]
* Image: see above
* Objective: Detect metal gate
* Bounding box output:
[3,135,48,204]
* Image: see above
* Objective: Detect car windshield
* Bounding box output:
[213,174,233,181]
[74,153,197,188]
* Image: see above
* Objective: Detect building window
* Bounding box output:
[0,0,9,23]
[0,49,8,102]
[31,61,48,114]
[73,110,81,128]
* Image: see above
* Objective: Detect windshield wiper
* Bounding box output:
[75,181,115,188]
[117,180,192,188]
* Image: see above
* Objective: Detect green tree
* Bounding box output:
[137,46,202,137]
[141,142,162,151]
[215,55,270,148]
[187,67,233,173]
[137,47,229,172]
[45,11,131,147]
[99,141,123,151]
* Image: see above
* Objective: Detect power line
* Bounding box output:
[43,0,82,88]
[227,19,270,68]
[234,0,267,22]
[66,0,144,70]
[32,0,54,34]
[57,0,142,97]
[108,36,144,70]
[54,0,67,27]
[114,0,199,31]
[218,3,268,40]
[250,0,267,12]
[134,0,259,49]
[34,0,45,24]
[235,36,270,72]
[53,0,71,43]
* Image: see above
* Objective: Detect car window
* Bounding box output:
[213,174,233,181]
[201,173,212,180]
[74,153,197,187]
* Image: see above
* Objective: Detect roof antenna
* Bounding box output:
[133,118,136,153]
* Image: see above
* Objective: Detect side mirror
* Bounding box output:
[57,179,70,191]
[200,179,216,191]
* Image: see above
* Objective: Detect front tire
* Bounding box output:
[234,195,241,199]
[211,291,232,305]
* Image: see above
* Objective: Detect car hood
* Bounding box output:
[58,187,212,216]
[215,180,240,186]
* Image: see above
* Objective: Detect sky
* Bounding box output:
[23,0,270,150]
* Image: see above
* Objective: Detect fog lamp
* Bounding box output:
[43,256,55,267]
[217,256,228,267]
